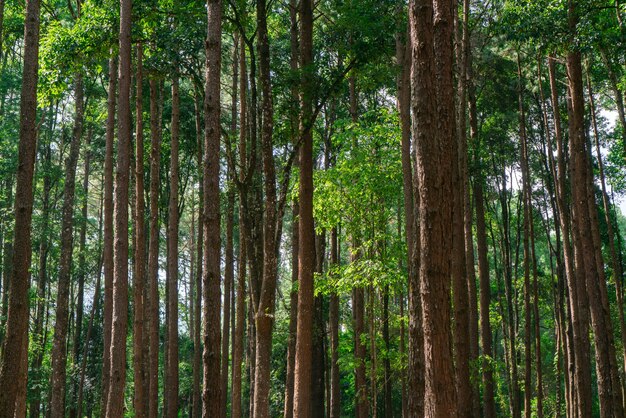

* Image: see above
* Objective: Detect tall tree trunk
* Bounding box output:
[221,34,238,417]
[147,77,162,418]
[253,1,279,415]
[0,0,40,413]
[101,55,117,412]
[133,42,147,418]
[588,67,626,407]
[165,74,180,418]
[283,2,299,415]
[409,0,458,415]
[105,0,132,412]
[547,55,592,418]
[202,0,223,415]
[292,0,316,414]
[567,4,624,415]
[231,38,248,418]
[397,22,424,418]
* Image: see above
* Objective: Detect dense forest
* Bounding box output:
[0,0,625,416]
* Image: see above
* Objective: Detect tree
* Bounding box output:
[0,0,41,414]
[202,0,222,415]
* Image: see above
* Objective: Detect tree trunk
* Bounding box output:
[283,2,299,415]
[0,0,40,413]
[567,4,624,415]
[147,77,162,418]
[588,67,626,408]
[292,0,316,414]
[133,42,147,418]
[202,0,223,415]
[50,73,84,418]
[165,74,180,418]
[105,0,132,412]
[547,55,592,418]
[409,0,458,415]
[101,55,117,413]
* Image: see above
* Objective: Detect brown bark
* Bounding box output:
[101,55,117,412]
[50,72,84,418]
[105,0,132,412]
[547,55,592,418]
[397,24,423,418]
[409,0,458,415]
[147,77,162,418]
[202,0,223,415]
[221,35,238,417]
[133,42,147,418]
[283,3,300,415]
[0,0,40,412]
[165,75,180,418]
[292,0,316,414]
[567,4,624,414]
[231,39,247,418]
[588,67,626,406]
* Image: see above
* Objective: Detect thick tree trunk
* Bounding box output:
[165,75,180,418]
[547,55,592,418]
[253,1,279,415]
[133,42,147,418]
[101,55,117,413]
[292,0,316,415]
[0,0,40,413]
[50,73,84,418]
[105,0,132,413]
[202,0,223,415]
[588,69,626,407]
[567,5,624,415]
[409,0,458,415]
[231,38,247,418]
